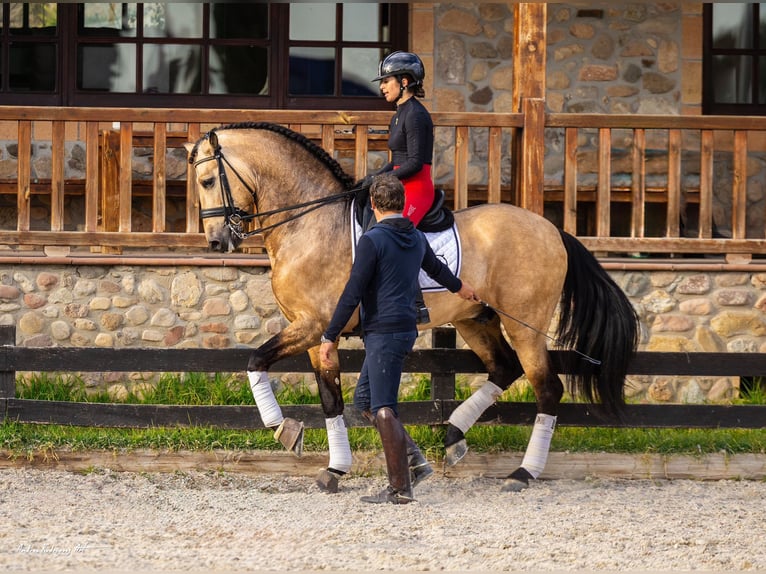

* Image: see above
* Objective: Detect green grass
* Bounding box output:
[3,372,766,457]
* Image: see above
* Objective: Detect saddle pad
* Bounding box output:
[350,198,462,292]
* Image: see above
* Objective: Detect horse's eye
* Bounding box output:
[200,176,216,189]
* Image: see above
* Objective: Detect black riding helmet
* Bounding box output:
[371,51,425,85]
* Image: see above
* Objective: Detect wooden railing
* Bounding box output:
[2,326,765,430]
[1,104,766,260]
[545,112,766,261]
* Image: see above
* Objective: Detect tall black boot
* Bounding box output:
[415,289,430,324]
[361,407,413,504]
[362,409,431,486]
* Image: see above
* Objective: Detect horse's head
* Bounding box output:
[186,122,357,254]
[185,130,256,253]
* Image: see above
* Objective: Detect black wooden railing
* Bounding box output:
[2,326,765,430]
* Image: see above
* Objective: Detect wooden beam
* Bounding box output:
[50,121,66,232]
[152,122,167,233]
[596,128,611,236]
[512,3,547,106]
[185,123,201,234]
[563,127,578,234]
[667,129,682,237]
[453,126,469,209]
[487,126,502,203]
[519,98,545,214]
[630,128,646,238]
[512,4,546,214]
[84,122,100,233]
[118,123,133,235]
[16,121,31,233]
[699,130,714,239]
[732,130,748,240]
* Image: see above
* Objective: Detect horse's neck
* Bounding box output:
[262,199,351,267]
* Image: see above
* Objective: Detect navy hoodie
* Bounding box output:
[323,215,461,341]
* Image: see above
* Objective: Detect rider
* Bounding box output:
[370,51,435,229]
[369,51,435,324]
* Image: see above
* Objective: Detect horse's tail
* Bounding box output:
[555,229,639,418]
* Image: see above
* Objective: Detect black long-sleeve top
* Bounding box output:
[377,98,434,180]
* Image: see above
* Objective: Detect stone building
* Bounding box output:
[0,3,764,404]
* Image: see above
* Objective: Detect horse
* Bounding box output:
[185,121,639,493]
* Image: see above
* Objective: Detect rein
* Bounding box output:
[192,131,356,240]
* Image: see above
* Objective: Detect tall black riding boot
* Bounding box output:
[362,409,432,487]
[361,407,413,504]
[415,289,430,324]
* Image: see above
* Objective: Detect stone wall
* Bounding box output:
[3,263,764,404]
[430,2,766,238]
[431,2,686,115]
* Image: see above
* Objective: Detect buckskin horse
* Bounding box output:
[185,122,639,493]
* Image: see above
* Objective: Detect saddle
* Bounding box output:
[353,184,454,233]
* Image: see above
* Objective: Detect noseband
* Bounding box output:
[191,129,356,240]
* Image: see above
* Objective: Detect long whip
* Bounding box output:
[477,300,602,366]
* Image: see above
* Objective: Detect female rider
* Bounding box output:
[371,51,434,228]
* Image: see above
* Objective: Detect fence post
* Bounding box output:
[0,325,15,424]
[430,328,457,408]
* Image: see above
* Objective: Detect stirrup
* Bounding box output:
[274,417,304,457]
[415,304,430,325]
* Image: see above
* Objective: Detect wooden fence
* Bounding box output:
[2,105,766,260]
[2,326,765,431]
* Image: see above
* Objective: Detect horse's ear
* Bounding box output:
[183,142,194,154]
[209,131,219,150]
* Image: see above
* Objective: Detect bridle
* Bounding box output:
[191,130,356,240]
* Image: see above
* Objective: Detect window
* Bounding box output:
[703,3,766,114]
[0,2,407,109]
[0,3,60,105]
[287,3,389,101]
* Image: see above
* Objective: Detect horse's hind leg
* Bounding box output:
[446,315,524,465]
[501,338,564,493]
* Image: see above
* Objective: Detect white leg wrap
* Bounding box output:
[248,371,284,428]
[325,415,353,474]
[520,413,557,479]
[448,381,503,433]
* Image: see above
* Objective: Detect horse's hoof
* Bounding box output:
[274,417,304,457]
[316,468,342,493]
[501,478,529,493]
[444,439,468,467]
[501,467,533,492]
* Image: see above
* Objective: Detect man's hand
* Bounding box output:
[319,341,335,365]
[457,282,480,303]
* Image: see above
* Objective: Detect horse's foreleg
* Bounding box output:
[502,351,564,493]
[309,345,353,493]
[245,325,323,457]
[445,318,523,466]
[247,370,305,456]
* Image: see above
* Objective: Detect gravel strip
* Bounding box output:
[1,468,765,572]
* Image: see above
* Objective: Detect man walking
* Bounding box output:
[320,174,478,504]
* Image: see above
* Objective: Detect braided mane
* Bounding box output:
[189,121,356,190]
